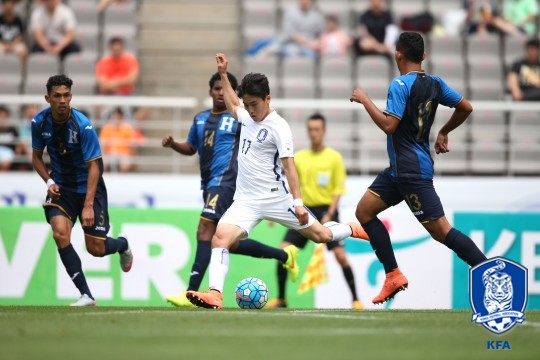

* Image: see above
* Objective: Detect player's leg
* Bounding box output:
[329,242,363,309]
[187,217,216,291]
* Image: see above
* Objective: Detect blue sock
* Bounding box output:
[58,244,94,300]
[188,240,212,291]
[444,228,487,266]
[104,236,128,255]
[362,217,398,274]
[234,238,288,263]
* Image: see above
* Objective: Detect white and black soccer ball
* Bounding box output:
[235,277,268,309]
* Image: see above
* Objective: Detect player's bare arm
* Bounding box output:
[435,98,473,154]
[350,88,399,134]
[32,148,61,199]
[82,159,100,227]
[162,135,196,155]
[216,53,240,119]
[281,157,308,226]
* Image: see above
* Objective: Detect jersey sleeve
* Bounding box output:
[384,78,409,120]
[236,107,251,124]
[275,121,294,158]
[31,118,45,150]
[80,121,102,161]
[436,76,463,108]
[186,118,198,149]
[331,152,346,196]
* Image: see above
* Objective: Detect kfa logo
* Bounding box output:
[68,129,79,144]
[470,257,527,334]
[256,128,268,143]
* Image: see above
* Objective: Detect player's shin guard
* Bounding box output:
[103,236,128,255]
[188,240,211,291]
[58,244,94,300]
[362,217,398,274]
[209,248,229,293]
[234,239,288,262]
[324,221,353,241]
[444,228,487,266]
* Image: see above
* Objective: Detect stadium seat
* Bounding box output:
[104,1,137,27]
[281,57,316,98]
[69,0,99,26]
[430,35,464,59]
[320,109,355,125]
[241,0,277,34]
[27,54,60,77]
[509,111,540,143]
[24,74,53,94]
[504,37,526,68]
[390,0,426,23]
[0,53,22,85]
[432,106,469,143]
[469,110,506,143]
[509,143,540,175]
[466,34,501,61]
[359,137,389,174]
[356,56,392,99]
[243,56,279,82]
[319,57,354,99]
[0,78,20,94]
[318,0,352,30]
[470,142,507,174]
[429,57,466,94]
[433,141,469,175]
[75,26,99,56]
[70,76,97,95]
[63,52,98,77]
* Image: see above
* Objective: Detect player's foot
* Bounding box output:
[69,294,96,307]
[283,245,300,282]
[372,268,408,304]
[186,290,223,309]
[347,222,369,240]
[118,233,133,272]
[166,292,195,307]
[352,300,364,310]
[267,298,287,309]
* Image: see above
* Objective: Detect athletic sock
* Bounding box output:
[234,238,288,263]
[362,217,398,274]
[187,240,211,291]
[209,248,229,293]
[342,265,358,301]
[103,236,128,255]
[277,262,287,299]
[324,221,353,241]
[58,244,94,300]
[444,228,487,266]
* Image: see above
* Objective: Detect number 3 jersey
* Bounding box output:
[235,107,294,201]
[383,71,463,179]
[187,109,240,190]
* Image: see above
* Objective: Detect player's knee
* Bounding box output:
[212,233,228,248]
[197,220,216,241]
[52,230,70,246]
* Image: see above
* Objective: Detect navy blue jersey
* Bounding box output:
[32,108,103,193]
[383,71,463,179]
[187,109,239,190]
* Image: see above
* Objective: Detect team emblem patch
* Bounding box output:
[256,128,268,143]
[469,257,527,334]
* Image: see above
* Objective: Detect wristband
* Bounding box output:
[46,179,55,188]
[293,199,303,207]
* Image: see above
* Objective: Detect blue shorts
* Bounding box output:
[201,186,235,223]
[43,180,110,239]
[368,168,445,223]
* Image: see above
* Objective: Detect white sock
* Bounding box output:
[323,221,352,241]
[209,248,229,293]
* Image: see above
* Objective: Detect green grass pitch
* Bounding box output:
[1,307,538,360]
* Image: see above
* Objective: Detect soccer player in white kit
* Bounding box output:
[186,53,368,309]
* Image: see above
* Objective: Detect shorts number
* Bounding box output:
[206,194,219,209]
[416,101,432,141]
[241,139,252,155]
[405,193,422,211]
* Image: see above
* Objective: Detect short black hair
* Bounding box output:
[307,113,326,128]
[46,74,73,94]
[109,36,125,46]
[396,32,424,64]
[209,72,238,91]
[526,38,540,48]
[238,73,270,99]
[0,105,10,115]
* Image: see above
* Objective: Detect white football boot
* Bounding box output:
[70,294,96,307]
[118,233,133,272]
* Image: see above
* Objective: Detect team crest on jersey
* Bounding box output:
[68,129,79,144]
[256,128,268,143]
[469,257,527,334]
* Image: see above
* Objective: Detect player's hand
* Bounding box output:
[350,88,368,104]
[162,135,174,148]
[81,205,95,228]
[295,205,309,226]
[216,53,228,74]
[47,184,61,200]
[435,131,449,154]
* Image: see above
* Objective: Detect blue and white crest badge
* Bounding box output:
[469,257,527,334]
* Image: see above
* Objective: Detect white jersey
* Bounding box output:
[234,107,294,200]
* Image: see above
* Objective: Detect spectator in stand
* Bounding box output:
[99,107,139,173]
[507,38,540,101]
[503,0,539,37]
[353,0,398,57]
[30,0,80,59]
[464,0,523,37]
[318,15,352,58]
[0,0,28,62]
[97,0,129,13]
[278,0,325,58]
[0,105,20,171]
[96,36,139,95]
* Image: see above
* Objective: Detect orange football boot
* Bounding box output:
[372,268,408,304]
[347,222,370,241]
[186,289,223,309]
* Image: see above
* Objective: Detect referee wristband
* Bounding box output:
[293,199,303,207]
[46,179,55,188]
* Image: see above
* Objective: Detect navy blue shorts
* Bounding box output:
[201,186,235,223]
[43,181,110,239]
[368,168,445,223]
[284,205,344,250]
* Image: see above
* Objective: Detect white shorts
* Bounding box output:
[219,194,317,236]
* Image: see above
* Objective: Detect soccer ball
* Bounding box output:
[235,277,268,309]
